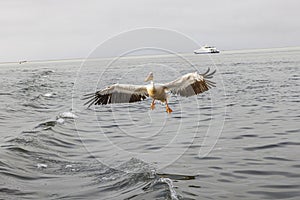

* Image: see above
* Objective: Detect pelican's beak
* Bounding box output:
[144,72,153,82]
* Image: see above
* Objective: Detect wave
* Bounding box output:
[234,170,300,178]
[1,122,181,199]
[244,141,300,151]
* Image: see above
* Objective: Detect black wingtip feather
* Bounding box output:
[83,91,148,108]
[202,68,216,79]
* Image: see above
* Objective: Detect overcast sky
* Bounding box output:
[0,0,299,62]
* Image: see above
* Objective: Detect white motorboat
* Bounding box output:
[194,45,220,54]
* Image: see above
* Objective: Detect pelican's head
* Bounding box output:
[144,72,154,82]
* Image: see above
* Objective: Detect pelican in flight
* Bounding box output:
[83,68,216,113]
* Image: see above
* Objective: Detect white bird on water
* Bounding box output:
[83,68,216,113]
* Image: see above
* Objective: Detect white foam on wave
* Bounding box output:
[56,118,65,124]
[159,177,179,200]
[37,163,48,169]
[43,92,55,97]
[59,112,78,119]
[65,164,73,168]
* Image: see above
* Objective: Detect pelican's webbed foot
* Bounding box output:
[165,99,173,114]
[166,106,173,113]
[150,100,156,110]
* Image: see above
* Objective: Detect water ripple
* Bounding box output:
[247,190,300,199]
[234,170,300,178]
[244,142,300,151]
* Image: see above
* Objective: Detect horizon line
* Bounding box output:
[0,46,299,65]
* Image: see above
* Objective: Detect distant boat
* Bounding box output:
[194,45,220,54]
[19,60,27,64]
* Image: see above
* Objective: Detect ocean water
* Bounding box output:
[0,47,299,199]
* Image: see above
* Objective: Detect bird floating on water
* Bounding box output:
[83,68,216,113]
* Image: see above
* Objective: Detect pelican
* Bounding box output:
[83,68,216,113]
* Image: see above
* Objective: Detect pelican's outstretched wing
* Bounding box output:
[163,68,216,97]
[83,84,148,108]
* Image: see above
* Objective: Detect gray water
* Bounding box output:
[0,48,299,199]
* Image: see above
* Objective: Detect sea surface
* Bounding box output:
[0,47,299,199]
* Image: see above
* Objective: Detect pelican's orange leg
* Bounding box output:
[150,99,156,110]
[165,99,173,113]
